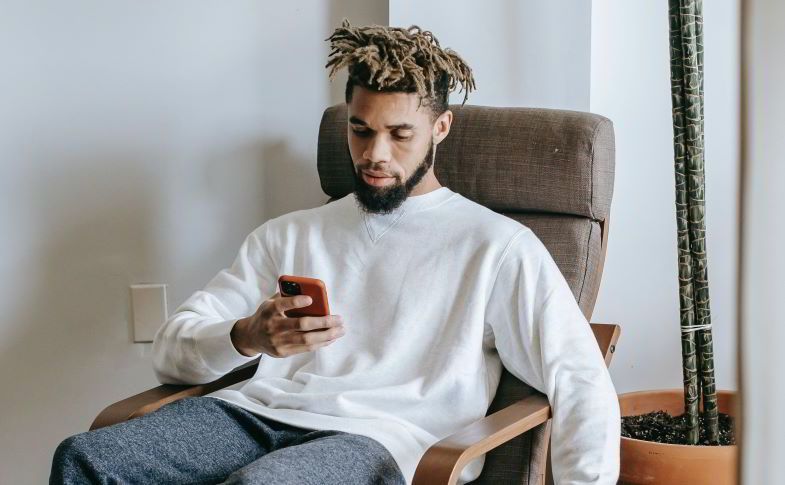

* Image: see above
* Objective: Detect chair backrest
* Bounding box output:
[317,103,615,484]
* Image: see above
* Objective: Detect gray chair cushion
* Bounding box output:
[317,103,615,485]
[511,214,603,319]
[318,104,614,220]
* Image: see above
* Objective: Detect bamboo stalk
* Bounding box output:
[679,0,720,444]
[668,0,701,444]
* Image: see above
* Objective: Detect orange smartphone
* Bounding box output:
[277,275,331,318]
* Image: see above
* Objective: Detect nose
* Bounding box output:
[363,135,392,165]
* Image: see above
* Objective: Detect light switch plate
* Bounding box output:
[130,284,168,343]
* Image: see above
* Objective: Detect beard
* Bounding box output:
[352,140,435,215]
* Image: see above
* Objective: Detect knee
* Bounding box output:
[53,434,88,467]
[50,434,99,483]
[345,435,405,484]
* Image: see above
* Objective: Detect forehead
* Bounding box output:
[347,86,431,128]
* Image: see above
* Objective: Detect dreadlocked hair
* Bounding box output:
[325,19,476,119]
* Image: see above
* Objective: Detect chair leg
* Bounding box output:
[544,440,554,485]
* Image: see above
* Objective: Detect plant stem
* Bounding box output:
[668,0,701,445]
[679,0,720,444]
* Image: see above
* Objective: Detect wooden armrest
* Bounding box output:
[412,322,620,485]
[591,322,621,367]
[90,358,260,430]
[413,393,551,484]
[91,319,621,483]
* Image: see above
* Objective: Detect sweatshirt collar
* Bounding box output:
[357,186,455,243]
[400,186,454,212]
[359,186,454,218]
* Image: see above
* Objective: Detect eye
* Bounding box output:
[351,128,372,138]
[393,131,413,141]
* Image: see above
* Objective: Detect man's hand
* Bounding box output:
[230,292,345,357]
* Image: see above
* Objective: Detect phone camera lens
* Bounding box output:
[282,281,301,295]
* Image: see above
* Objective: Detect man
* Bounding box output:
[51,21,620,484]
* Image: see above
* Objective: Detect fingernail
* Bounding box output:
[302,296,312,305]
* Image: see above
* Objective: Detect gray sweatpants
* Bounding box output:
[50,396,405,484]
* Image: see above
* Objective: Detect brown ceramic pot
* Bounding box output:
[618,389,738,485]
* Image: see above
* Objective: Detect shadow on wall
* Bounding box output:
[0,156,166,478]
[157,137,325,309]
[0,138,321,480]
[258,140,328,220]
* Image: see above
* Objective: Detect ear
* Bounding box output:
[432,110,453,145]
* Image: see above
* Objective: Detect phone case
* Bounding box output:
[277,275,330,318]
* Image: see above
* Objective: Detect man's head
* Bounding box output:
[325,21,475,214]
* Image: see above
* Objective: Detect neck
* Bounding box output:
[408,170,442,196]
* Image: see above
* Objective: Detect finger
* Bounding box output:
[281,339,338,356]
[299,326,346,345]
[273,294,312,314]
[276,325,345,346]
[272,316,301,333]
[296,314,344,332]
[273,315,342,333]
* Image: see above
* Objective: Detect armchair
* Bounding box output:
[93,104,618,485]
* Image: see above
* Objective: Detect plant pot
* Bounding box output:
[618,389,738,485]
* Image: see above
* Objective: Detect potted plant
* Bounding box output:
[617,2,738,484]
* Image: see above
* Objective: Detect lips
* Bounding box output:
[363,170,393,178]
[361,170,396,187]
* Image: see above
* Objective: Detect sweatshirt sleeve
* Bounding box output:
[484,228,620,485]
[152,224,278,385]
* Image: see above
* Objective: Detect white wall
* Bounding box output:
[741,0,785,482]
[0,1,387,483]
[590,0,740,393]
[0,2,742,482]
[390,0,592,110]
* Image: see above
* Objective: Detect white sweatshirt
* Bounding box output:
[152,186,620,484]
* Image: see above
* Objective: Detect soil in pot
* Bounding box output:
[621,410,736,446]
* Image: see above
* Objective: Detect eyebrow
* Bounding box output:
[349,116,414,130]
